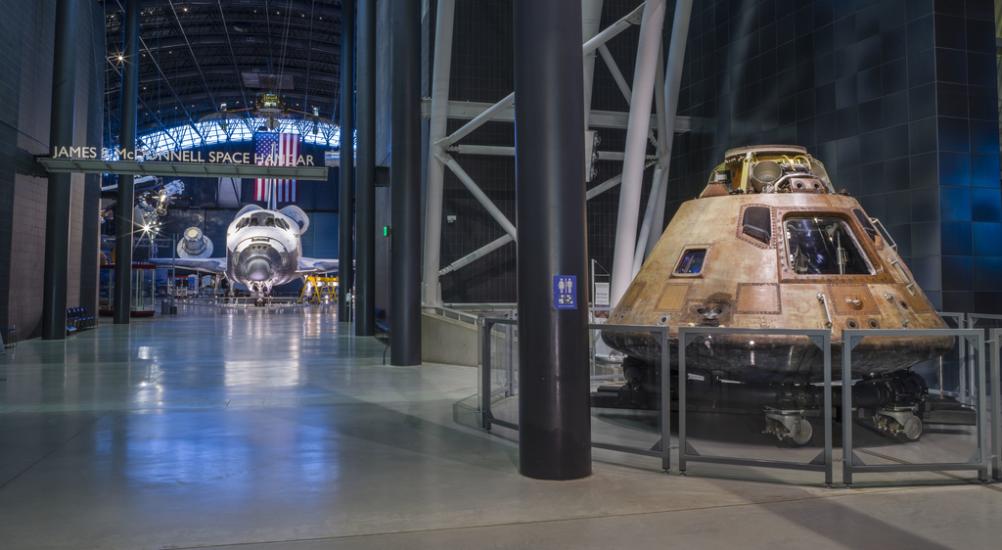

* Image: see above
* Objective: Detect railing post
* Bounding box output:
[660,326,671,473]
[991,329,1001,481]
[822,332,833,487]
[678,328,688,474]
[976,332,989,482]
[480,319,494,431]
[842,336,855,486]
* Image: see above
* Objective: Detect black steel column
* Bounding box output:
[114,0,140,325]
[80,0,106,321]
[389,0,422,366]
[41,0,80,340]
[354,0,376,336]
[513,0,591,479]
[337,0,356,323]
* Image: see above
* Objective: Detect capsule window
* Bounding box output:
[785,216,872,275]
[674,248,707,275]
[741,206,772,244]
[853,209,878,241]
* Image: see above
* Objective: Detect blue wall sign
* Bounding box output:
[553,275,578,310]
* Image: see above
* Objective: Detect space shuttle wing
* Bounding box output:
[148,257,227,274]
[297,257,339,274]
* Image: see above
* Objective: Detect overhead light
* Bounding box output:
[117,54,124,61]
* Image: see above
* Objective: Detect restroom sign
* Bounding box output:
[553,275,578,310]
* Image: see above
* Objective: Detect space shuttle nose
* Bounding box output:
[246,258,272,281]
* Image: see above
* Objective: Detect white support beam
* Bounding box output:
[441,164,655,277]
[437,3,645,149]
[439,93,514,147]
[642,44,670,261]
[632,165,668,274]
[610,0,666,307]
[653,0,694,247]
[431,1,695,280]
[432,100,691,132]
[644,165,669,254]
[598,44,632,104]
[422,0,456,306]
[439,152,517,239]
[439,234,514,276]
[449,144,649,162]
[582,3,645,54]
[586,160,656,200]
[582,0,606,127]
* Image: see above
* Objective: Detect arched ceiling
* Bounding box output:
[104,0,343,144]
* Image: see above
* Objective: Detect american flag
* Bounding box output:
[254,132,300,208]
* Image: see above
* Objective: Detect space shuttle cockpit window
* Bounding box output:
[784,216,871,276]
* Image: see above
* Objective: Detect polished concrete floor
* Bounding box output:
[1,308,1000,549]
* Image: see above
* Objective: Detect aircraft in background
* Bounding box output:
[151,204,338,304]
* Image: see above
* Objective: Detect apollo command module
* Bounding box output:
[596,145,973,445]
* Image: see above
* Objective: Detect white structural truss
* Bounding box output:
[134,117,342,158]
[421,0,694,307]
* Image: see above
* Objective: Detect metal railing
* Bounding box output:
[991,329,1001,482]
[473,312,1002,487]
[938,312,968,398]
[479,317,671,472]
[677,326,834,486]
[841,328,990,485]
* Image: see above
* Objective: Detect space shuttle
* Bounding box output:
[151,204,338,302]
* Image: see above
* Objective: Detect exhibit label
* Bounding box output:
[50,146,316,166]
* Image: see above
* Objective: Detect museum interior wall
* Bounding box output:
[668,0,1002,312]
[0,0,105,340]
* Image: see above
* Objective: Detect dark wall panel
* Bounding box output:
[669,0,1002,312]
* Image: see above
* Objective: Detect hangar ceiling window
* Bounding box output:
[741,206,772,244]
[784,216,871,275]
[674,248,707,275]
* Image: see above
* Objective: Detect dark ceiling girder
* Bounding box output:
[105,65,341,89]
[141,90,334,109]
[127,37,339,55]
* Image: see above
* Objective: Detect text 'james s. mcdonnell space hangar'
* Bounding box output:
[3,0,1002,548]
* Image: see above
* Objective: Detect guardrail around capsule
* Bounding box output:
[990,328,1001,482]
[677,326,834,486]
[479,317,671,472]
[841,328,989,485]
